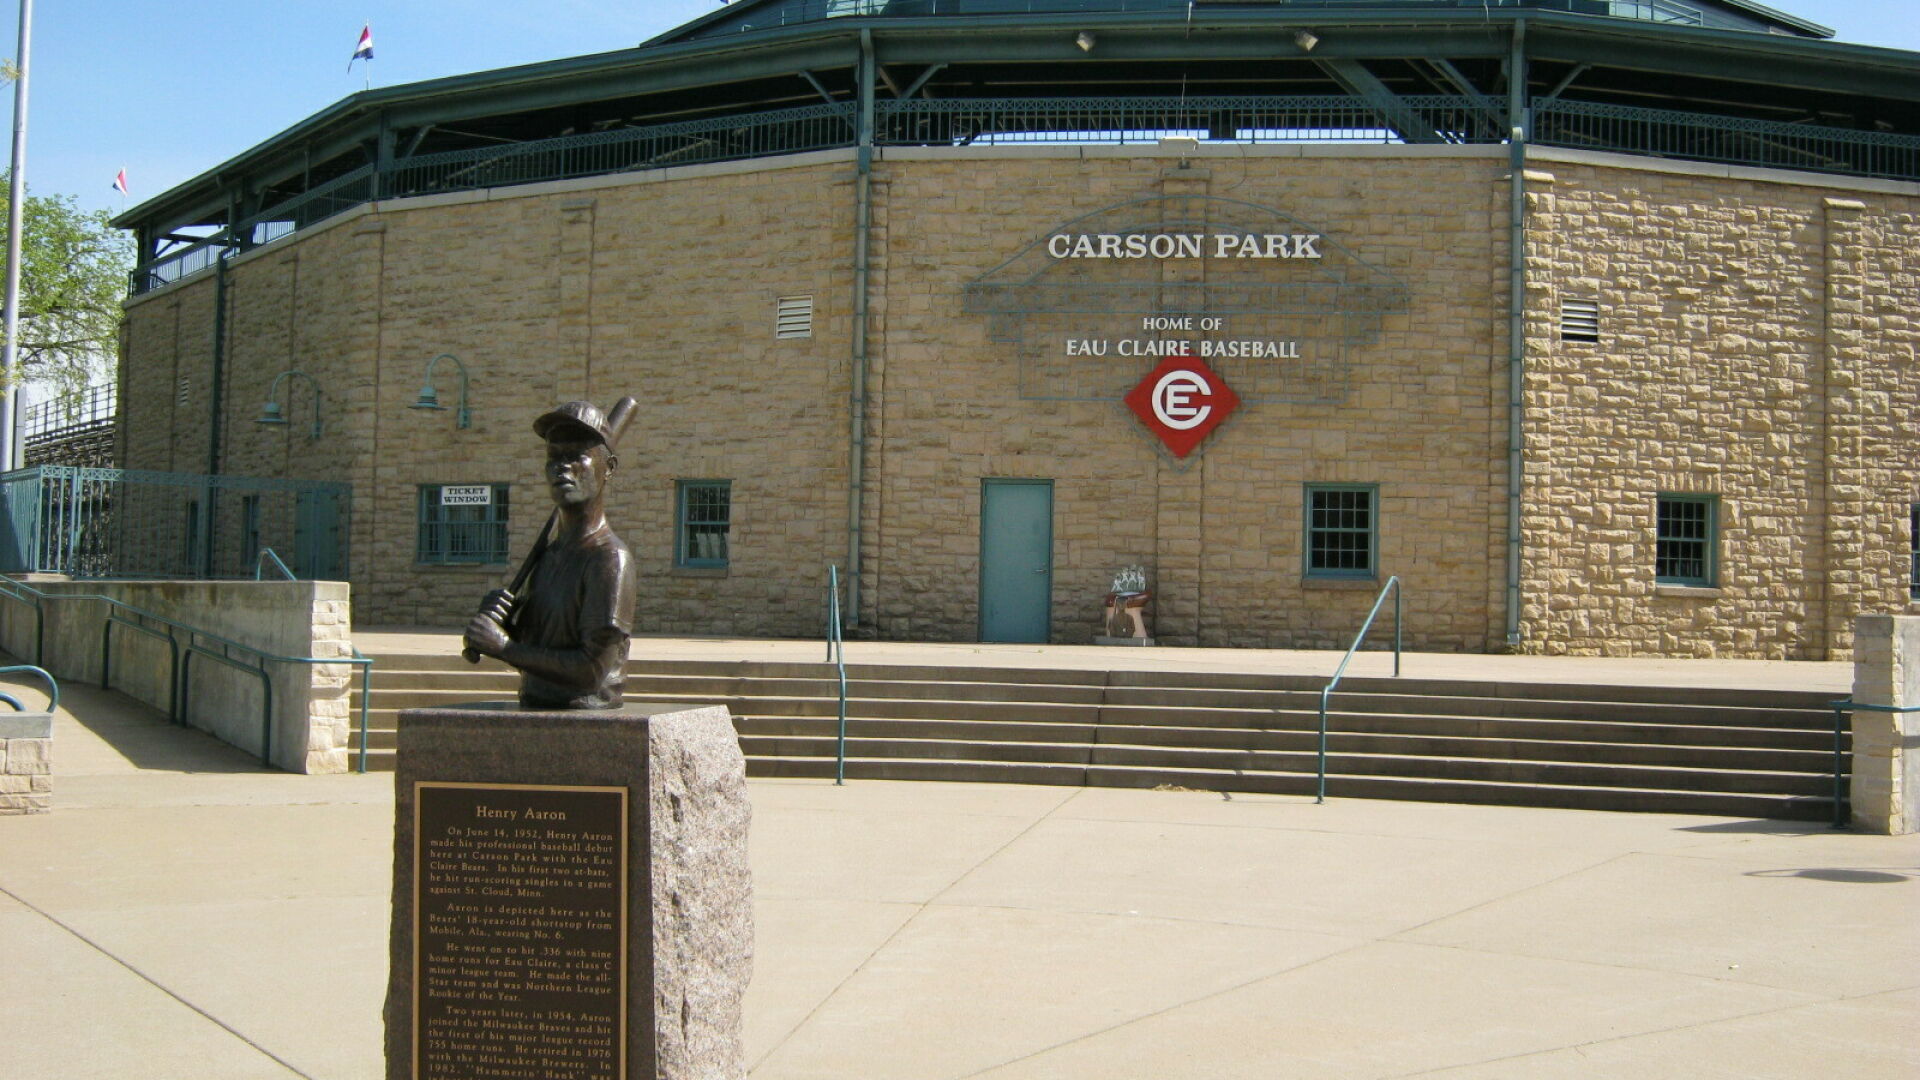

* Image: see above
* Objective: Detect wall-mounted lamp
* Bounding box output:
[255,369,325,440]
[1076,31,1096,52]
[408,353,472,429]
[1292,29,1319,53]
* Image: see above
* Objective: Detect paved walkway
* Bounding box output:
[358,629,1857,693]
[2,668,1914,1079]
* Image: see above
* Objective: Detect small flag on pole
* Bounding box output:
[112,168,128,195]
[350,24,374,69]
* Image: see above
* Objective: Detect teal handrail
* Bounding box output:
[1826,699,1920,830]
[0,576,374,773]
[827,565,849,785]
[0,664,58,713]
[255,547,296,580]
[1315,576,1403,804]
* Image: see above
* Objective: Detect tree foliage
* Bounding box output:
[0,175,133,394]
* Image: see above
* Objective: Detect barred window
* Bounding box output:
[418,484,509,564]
[1910,504,1918,601]
[1656,494,1716,586]
[677,480,731,568]
[1305,485,1376,578]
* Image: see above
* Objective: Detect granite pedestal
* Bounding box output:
[384,702,751,1080]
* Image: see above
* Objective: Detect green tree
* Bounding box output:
[0,175,133,394]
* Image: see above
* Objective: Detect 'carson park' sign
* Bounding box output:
[1047,232,1324,260]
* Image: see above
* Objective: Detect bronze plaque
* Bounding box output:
[414,782,627,1080]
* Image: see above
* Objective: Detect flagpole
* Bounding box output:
[0,0,33,474]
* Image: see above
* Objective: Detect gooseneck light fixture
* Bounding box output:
[408,352,472,429]
[255,369,325,439]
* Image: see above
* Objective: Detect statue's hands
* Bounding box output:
[464,613,509,657]
[463,589,515,658]
[478,588,515,624]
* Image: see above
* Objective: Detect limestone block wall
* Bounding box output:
[115,144,1914,656]
[0,712,52,814]
[1519,153,1919,659]
[867,147,1507,650]
[121,155,856,636]
[1850,614,1920,834]
[117,271,221,475]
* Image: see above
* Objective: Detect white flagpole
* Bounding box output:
[1,0,33,474]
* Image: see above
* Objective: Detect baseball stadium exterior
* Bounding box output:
[108,0,1919,659]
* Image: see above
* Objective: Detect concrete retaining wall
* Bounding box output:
[0,577,357,774]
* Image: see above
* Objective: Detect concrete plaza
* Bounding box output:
[1,669,1915,1079]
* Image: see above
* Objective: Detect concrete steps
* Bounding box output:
[348,654,1845,820]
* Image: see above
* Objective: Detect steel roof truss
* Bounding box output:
[799,69,842,106]
[1314,57,1447,144]
[899,63,945,100]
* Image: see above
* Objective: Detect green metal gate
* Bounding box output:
[0,467,352,580]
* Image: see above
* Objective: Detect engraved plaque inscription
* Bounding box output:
[414,782,627,1080]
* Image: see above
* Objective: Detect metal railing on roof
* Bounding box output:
[878,94,1504,145]
[127,92,1920,296]
[1532,97,1920,179]
[22,385,117,443]
[384,101,856,199]
[684,0,1709,37]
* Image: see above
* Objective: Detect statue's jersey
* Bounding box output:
[510,522,637,709]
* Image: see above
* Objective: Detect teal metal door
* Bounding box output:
[295,491,345,580]
[980,479,1053,643]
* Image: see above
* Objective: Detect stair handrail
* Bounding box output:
[0,575,373,773]
[0,664,59,713]
[1826,698,1920,830]
[1315,575,1402,804]
[254,547,296,580]
[826,565,849,784]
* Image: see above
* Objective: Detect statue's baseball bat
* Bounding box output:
[462,395,640,664]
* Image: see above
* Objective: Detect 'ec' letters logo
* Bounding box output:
[1124,355,1240,458]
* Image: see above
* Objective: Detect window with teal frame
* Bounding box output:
[417,484,510,564]
[1305,484,1377,579]
[1656,494,1716,586]
[677,480,731,568]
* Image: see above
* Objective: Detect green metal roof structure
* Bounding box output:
[118,0,1920,293]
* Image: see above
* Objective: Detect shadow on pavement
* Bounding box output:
[1,664,276,775]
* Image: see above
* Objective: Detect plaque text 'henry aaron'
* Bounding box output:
[416,784,626,1080]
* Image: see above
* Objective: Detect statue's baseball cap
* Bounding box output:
[532,400,613,445]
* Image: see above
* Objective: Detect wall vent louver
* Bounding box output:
[775,295,813,339]
[1560,298,1601,343]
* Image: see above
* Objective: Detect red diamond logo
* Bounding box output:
[1123,354,1240,459]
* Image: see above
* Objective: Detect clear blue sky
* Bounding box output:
[7,0,1920,219]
